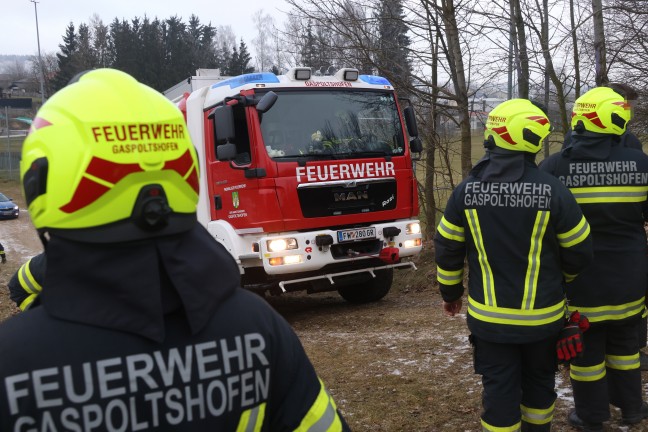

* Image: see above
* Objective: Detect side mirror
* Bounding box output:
[216,143,237,161]
[212,105,235,145]
[410,137,423,153]
[403,106,419,138]
[256,91,278,113]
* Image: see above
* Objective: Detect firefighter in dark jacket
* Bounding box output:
[0,241,6,263]
[435,99,593,432]
[0,69,350,432]
[7,252,45,311]
[540,86,648,431]
[562,82,642,152]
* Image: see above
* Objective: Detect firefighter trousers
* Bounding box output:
[472,335,557,431]
[570,319,643,424]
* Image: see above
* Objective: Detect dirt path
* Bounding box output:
[1,178,648,430]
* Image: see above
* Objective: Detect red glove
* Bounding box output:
[556,311,590,362]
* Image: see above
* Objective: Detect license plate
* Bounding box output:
[337,227,376,243]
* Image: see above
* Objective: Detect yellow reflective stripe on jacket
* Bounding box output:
[522,211,549,310]
[606,353,640,371]
[481,418,521,431]
[643,306,647,319]
[437,216,465,242]
[563,272,577,283]
[570,361,606,382]
[19,294,38,312]
[567,298,645,322]
[570,185,648,204]
[556,216,590,248]
[468,297,565,326]
[437,266,463,286]
[521,402,554,425]
[236,402,266,432]
[294,379,343,432]
[465,209,496,307]
[18,258,43,295]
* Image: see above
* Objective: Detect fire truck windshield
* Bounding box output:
[259,90,405,159]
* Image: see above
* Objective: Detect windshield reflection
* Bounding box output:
[259,90,405,159]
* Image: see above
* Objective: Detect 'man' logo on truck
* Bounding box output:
[334,191,369,201]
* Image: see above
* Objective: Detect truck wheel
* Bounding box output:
[337,268,393,304]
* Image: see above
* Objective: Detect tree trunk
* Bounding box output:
[440,0,472,177]
[512,0,530,98]
[570,0,582,98]
[591,0,608,85]
[423,2,440,240]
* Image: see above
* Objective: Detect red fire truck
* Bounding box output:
[165,67,423,303]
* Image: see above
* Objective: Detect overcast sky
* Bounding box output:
[2,0,289,56]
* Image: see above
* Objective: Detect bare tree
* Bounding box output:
[1,60,28,81]
[252,10,276,71]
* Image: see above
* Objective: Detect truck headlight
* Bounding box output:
[406,222,421,235]
[267,238,298,252]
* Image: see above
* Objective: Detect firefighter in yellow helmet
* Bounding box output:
[540,87,648,430]
[435,99,593,431]
[0,69,349,432]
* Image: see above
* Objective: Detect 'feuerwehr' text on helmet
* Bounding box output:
[21,68,200,243]
[571,87,631,136]
[484,99,551,154]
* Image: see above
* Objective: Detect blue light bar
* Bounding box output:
[359,75,392,86]
[212,72,280,89]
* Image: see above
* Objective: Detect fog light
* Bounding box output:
[403,239,422,248]
[268,255,302,266]
[283,255,302,265]
[406,222,421,235]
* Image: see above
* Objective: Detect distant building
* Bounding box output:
[0,74,39,98]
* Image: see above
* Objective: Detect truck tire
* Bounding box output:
[337,268,393,304]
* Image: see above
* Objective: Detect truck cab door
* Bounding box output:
[208,99,268,230]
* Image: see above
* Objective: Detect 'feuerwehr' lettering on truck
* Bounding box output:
[296,162,395,183]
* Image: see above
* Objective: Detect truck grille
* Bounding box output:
[297,178,397,218]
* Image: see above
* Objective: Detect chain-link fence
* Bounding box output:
[0,152,21,181]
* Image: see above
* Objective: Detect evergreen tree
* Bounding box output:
[227,39,254,75]
[226,43,239,75]
[76,23,97,70]
[162,16,193,88]
[314,24,334,74]
[238,40,255,74]
[217,41,232,75]
[137,17,166,89]
[90,15,111,68]
[187,15,217,72]
[375,0,412,95]
[109,19,138,77]
[51,23,79,93]
[300,22,318,69]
